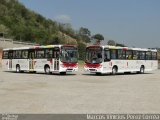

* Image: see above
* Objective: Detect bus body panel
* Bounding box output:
[11,59,29,71]
[2,59,9,71]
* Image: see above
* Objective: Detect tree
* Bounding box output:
[78,27,91,43]
[92,34,104,45]
[0,24,9,37]
[107,40,116,46]
[78,42,86,60]
[79,27,91,36]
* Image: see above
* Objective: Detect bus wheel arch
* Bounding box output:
[44,64,51,74]
[112,65,118,75]
[16,64,21,73]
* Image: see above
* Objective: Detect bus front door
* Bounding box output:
[8,50,13,70]
[54,51,59,71]
[29,51,35,71]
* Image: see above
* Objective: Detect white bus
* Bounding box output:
[84,45,158,75]
[2,45,78,75]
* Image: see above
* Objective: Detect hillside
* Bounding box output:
[0,0,78,45]
[0,0,88,59]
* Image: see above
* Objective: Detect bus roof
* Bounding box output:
[2,44,77,51]
[87,45,157,52]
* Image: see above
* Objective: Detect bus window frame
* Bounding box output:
[110,49,118,60]
[145,51,152,60]
[117,49,126,60]
[151,52,157,60]
[126,50,133,60]
[21,50,29,59]
[104,48,111,62]
[35,49,45,59]
[138,51,146,60]
[13,50,22,59]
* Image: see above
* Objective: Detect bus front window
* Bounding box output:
[86,47,102,64]
[61,46,78,63]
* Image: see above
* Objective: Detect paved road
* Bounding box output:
[0,68,160,113]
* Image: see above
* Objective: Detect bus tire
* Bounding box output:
[44,65,51,74]
[16,65,21,73]
[60,72,66,75]
[140,66,145,74]
[112,66,118,75]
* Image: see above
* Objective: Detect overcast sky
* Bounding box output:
[19,0,160,48]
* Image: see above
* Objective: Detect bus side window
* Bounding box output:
[36,50,44,58]
[45,49,53,58]
[22,50,28,59]
[139,51,145,60]
[118,49,125,59]
[133,51,138,60]
[111,49,117,59]
[14,50,22,59]
[126,50,133,60]
[104,49,110,61]
[2,51,9,59]
[152,52,157,60]
[146,51,152,60]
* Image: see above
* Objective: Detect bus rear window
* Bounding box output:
[2,51,9,59]
[152,52,157,60]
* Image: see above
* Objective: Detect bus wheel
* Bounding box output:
[16,65,21,73]
[60,72,66,75]
[112,66,117,75]
[45,66,51,74]
[140,66,145,74]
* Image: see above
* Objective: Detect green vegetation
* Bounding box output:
[0,0,128,61]
[0,0,104,60]
[78,60,85,67]
[92,33,104,44]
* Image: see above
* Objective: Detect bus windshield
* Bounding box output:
[61,46,78,63]
[85,46,102,64]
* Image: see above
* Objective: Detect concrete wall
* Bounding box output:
[0,38,35,48]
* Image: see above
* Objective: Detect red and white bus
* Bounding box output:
[84,45,158,75]
[2,45,78,75]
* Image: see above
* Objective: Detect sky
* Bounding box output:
[19,0,160,48]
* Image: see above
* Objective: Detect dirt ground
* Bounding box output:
[0,68,160,113]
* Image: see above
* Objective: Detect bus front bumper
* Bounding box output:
[84,67,102,73]
[60,67,78,73]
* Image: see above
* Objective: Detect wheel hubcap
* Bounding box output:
[113,68,116,74]
[141,68,144,73]
[17,67,20,72]
[46,67,50,73]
